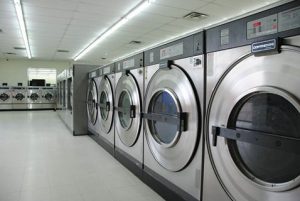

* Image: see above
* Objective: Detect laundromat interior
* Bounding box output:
[1,0,300,201]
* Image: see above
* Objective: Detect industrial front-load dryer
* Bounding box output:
[27,87,41,109]
[143,32,205,201]
[41,87,56,109]
[87,68,101,138]
[114,54,143,174]
[96,64,115,155]
[203,1,300,201]
[0,86,12,110]
[11,86,27,109]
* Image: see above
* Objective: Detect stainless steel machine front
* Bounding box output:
[87,68,101,138]
[203,1,300,201]
[0,86,12,110]
[57,65,96,135]
[11,86,27,109]
[96,64,115,154]
[41,87,56,109]
[143,32,205,201]
[27,87,41,109]
[114,54,143,170]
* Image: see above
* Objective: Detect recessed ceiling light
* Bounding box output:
[14,0,31,59]
[14,47,26,50]
[183,12,208,21]
[101,58,106,60]
[73,0,156,61]
[0,29,3,33]
[4,52,17,55]
[57,49,70,53]
[129,40,142,45]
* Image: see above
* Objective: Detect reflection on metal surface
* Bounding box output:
[206,46,300,201]
[118,90,133,129]
[115,73,141,147]
[144,65,199,171]
[98,76,114,134]
[87,79,98,125]
[227,93,300,184]
[148,90,179,145]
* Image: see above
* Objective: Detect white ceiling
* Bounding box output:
[0,0,286,64]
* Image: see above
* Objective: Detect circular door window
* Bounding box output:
[118,90,132,130]
[228,93,300,185]
[30,93,39,101]
[87,80,97,125]
[15,93,25,101]
[148,90,180,145]
[144,65,199,171]
[45,93,53,101]
[0,93,9,101]
[99,91,109,120]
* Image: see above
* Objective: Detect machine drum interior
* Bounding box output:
[148,90,179,144]
[0,93,9,101]
[45,93,53,101]
[228,93,300,184]
[15,93,25,100]
[30,93,39,101]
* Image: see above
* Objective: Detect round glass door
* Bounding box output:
[98,76,114,134]
[45,93,53,101]
[99,91,109,120]
[118,90,133,130]
[144,65,199,171]
[87,80,98,125]
[228,93,300,184]
[0,93,9,101]
[15,93,25,101]
[114,73,142,147]
[30,93,39,101]
[148,90,180,145]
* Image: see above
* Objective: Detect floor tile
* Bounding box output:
[0,111,164,201]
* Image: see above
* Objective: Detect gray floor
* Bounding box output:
[0,111,164,201]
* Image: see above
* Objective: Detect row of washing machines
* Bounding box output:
[87,2,300,201]
[56,65,97,135]
[0,86,56,110]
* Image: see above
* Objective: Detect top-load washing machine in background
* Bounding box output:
[203,1,300,201]
[87,68,101,138]
[11,86,27,109]
[0,86,12,110]
[143,32,205,201]
[114,53,143,175]
[41,87,56,109]
[94,64,115,155]
[27,87,42,109]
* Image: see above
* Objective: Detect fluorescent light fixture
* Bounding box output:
[14,0,32,59]
[73,0,155,61]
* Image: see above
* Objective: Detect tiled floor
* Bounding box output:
[0,111,164,201]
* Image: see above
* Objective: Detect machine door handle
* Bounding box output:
[211,126,300,154]
[114,105,136,118]
[143,112,188,132]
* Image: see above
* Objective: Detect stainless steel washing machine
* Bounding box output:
[203,2,300,201]
[114,53,143,173]
[94,64,115,155]
[27,87,42,109]
[143,32,205,201]
[87,68,101,138]
[57,65,97,135]
[41,87,56,109]
[0,86,12,110]
[11,86,27,109]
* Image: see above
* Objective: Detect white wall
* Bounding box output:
[0,59,72,86]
